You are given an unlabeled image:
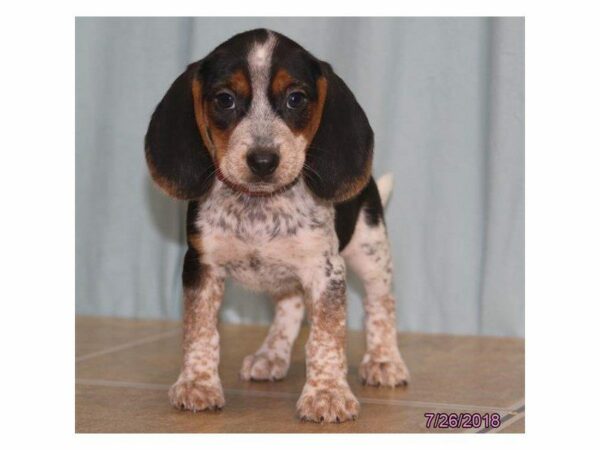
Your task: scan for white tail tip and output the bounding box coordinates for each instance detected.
[376,173,394,206]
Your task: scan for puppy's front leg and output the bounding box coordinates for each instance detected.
[169,249,225,412]
[297,254,359,423]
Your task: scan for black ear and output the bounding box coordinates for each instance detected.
[304,62,374,202]
[145,62,215,200]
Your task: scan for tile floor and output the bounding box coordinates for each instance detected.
[76,316,525,433]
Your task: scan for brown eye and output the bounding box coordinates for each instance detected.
[286,91,307,109]
[215,91,235,110]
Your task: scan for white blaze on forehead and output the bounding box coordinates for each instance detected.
[248,31,276,72]
[249,44,269,67]
[247,33,277,122]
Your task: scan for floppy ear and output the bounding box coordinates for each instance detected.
[145,62,215,200]
[303,62,374,202]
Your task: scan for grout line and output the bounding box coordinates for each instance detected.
[76,329,180,362]
[491,409,525,433]
[77,378,171,390]
[468,400,525,433]
[76,378,515,414]
[357,397,513,413]
[505,398,526,412]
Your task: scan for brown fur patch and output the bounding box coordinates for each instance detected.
[191,78,214,154]
[188,233,203,254]
[208,127,233,163]
[271,68,294,96]
[230,69,251,97]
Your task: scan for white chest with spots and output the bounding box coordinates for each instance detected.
[196,180,338,295]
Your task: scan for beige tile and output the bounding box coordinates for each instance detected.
[75,316,179,358]
[76,383,494,433]
[357,331,524,409]
[77,322,524,410]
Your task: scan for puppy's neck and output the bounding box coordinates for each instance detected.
[213,178,305,205]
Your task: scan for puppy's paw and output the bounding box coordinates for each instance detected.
[296,382,359,423]
[168,379,225,412]
[240,352,289,381]
[359,352,410,387]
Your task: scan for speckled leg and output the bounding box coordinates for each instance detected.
[169,255,226,412]
[240,293,305,381]
[343,213,410,387]
[296,255,359,423]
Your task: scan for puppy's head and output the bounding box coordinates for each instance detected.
[145,29,373,202]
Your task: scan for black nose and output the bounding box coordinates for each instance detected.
[246,150,280,177]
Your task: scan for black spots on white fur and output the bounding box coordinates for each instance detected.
[249,254,261,270]
[246,209,267,223]
[360,242,378,257]
[197,183,327,241]
[323,256,344,280]
[225,255,303,296]
[324,276,346,307]
[324,258,333,277]
[217,217,231,232]
[322,255,346,309]
[360,241,392,270]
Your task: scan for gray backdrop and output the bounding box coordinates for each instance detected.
[76,17,524,337]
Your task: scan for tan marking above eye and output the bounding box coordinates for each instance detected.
[229,69,251,97]
[271,68,294,96]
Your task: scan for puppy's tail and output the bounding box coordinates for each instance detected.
[376,173,394,207]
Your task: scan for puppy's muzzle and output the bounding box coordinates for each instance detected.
[246,149,280,178]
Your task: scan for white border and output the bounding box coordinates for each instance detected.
[3,0,600,448]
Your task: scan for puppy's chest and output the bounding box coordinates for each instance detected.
[195,183,336,290]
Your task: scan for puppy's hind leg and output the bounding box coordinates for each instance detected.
[240,293,304,381]
[342,210,410,387]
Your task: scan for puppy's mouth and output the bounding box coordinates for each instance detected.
[215,168,298,197]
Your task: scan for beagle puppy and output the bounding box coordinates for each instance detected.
[145,29,409,423]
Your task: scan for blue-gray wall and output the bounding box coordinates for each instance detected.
[76,17,524,336]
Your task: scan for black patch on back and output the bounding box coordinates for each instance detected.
[182,247,203,289]
[182,200,204,289]
[335,177,384,251]
[186,200,200,237]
